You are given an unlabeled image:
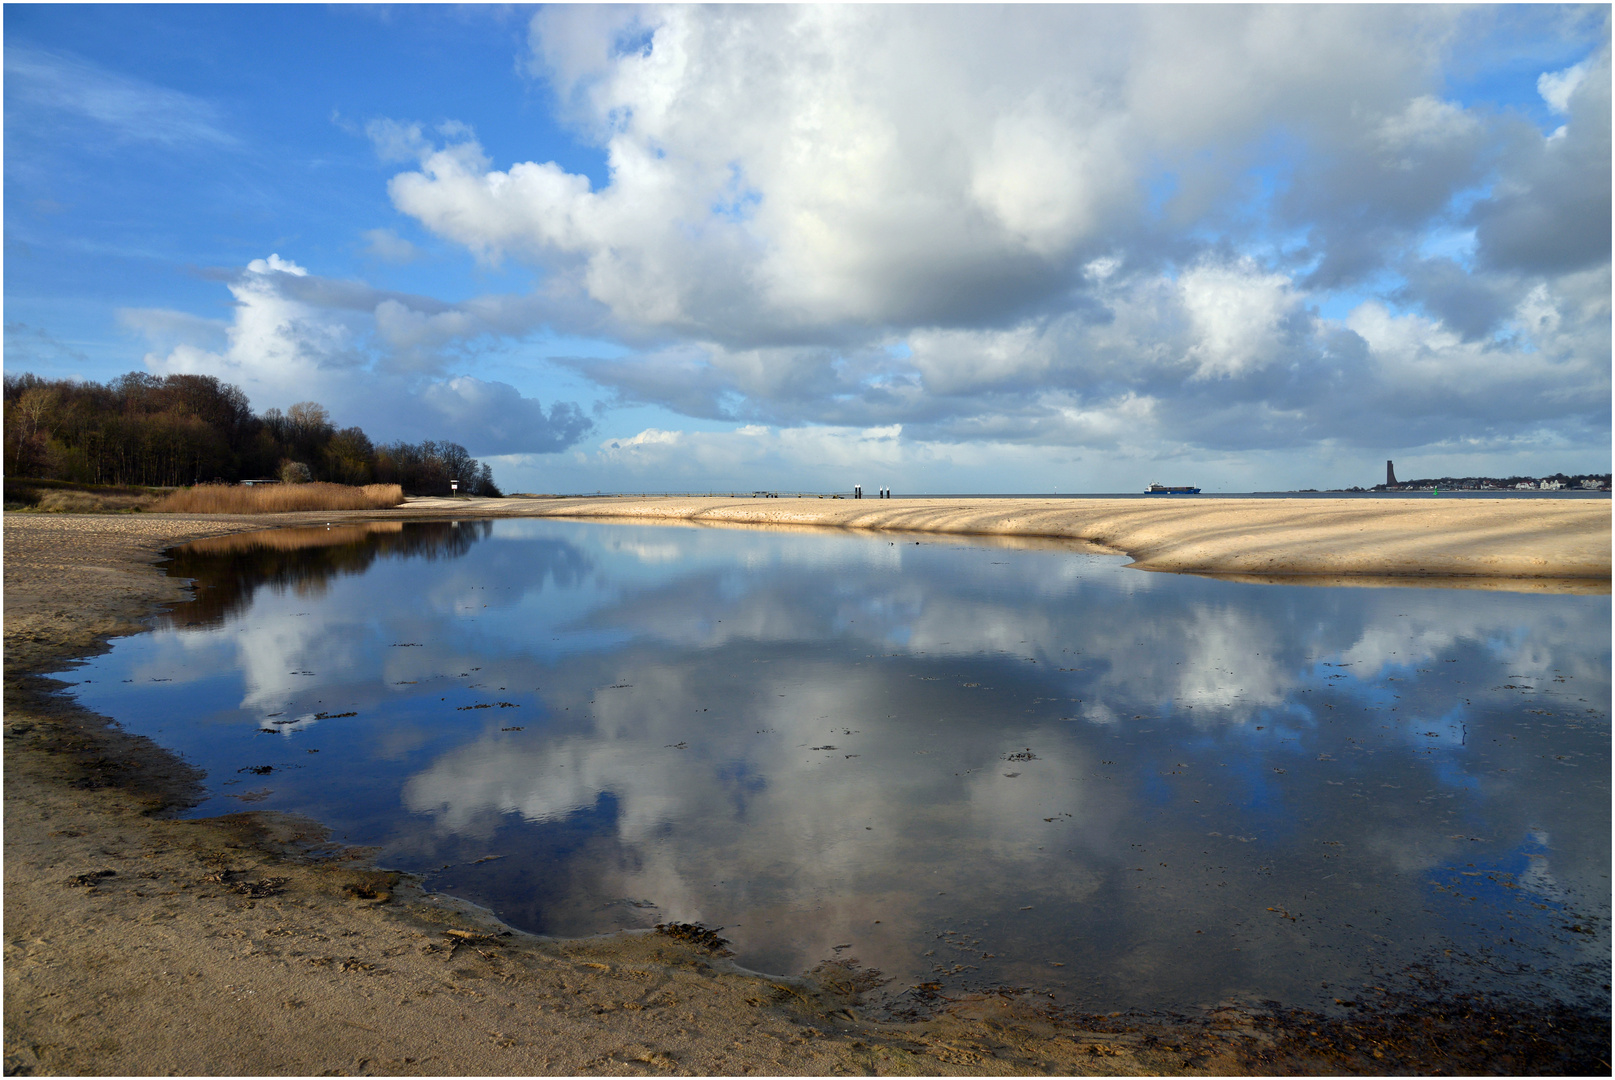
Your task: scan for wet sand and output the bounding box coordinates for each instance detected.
[4,506,1609,1075]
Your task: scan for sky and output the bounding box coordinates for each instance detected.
[4,4,1609,494]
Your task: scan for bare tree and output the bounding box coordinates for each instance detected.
[8,386,58,474]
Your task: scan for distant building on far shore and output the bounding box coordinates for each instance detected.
[1372,469,1609,493]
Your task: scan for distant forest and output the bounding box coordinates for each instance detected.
[3,371,502,496]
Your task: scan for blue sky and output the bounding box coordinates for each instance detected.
[5,5,1609,492]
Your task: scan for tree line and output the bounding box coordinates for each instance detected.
[4,371,502,496]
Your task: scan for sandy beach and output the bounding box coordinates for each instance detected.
[520,495,1611,583]
[4,499,1609,1075]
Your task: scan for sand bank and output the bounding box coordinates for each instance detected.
[485,495,1609,584]
[4,509,1608,1075]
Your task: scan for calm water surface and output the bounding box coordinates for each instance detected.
[71,519,1610,1013]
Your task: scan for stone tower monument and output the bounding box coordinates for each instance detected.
[1387,460,1397,486]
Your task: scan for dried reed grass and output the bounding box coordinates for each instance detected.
[33,490,157,513]
[150,482,405,514]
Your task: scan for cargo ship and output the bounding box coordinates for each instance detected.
[1145,482,1201,494]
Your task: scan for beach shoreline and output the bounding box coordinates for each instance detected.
[4,502,1609,1075]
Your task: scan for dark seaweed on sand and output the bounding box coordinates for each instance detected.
[654,921,733,955]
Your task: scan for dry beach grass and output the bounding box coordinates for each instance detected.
[3,500,1609,1075]
[30,489,157,514]
[150,482,404,514]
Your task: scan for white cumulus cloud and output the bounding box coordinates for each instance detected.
[135,255,593,456]
[361,4,1607,482]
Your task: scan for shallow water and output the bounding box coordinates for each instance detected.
[71,519,1610,1013]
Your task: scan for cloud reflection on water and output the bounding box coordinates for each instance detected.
[78,519,1609,1013]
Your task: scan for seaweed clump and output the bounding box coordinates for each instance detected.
[654,921,733,955]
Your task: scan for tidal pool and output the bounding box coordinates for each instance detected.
[71,518,1610,1014]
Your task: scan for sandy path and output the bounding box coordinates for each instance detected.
[3,507,1607,1075]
